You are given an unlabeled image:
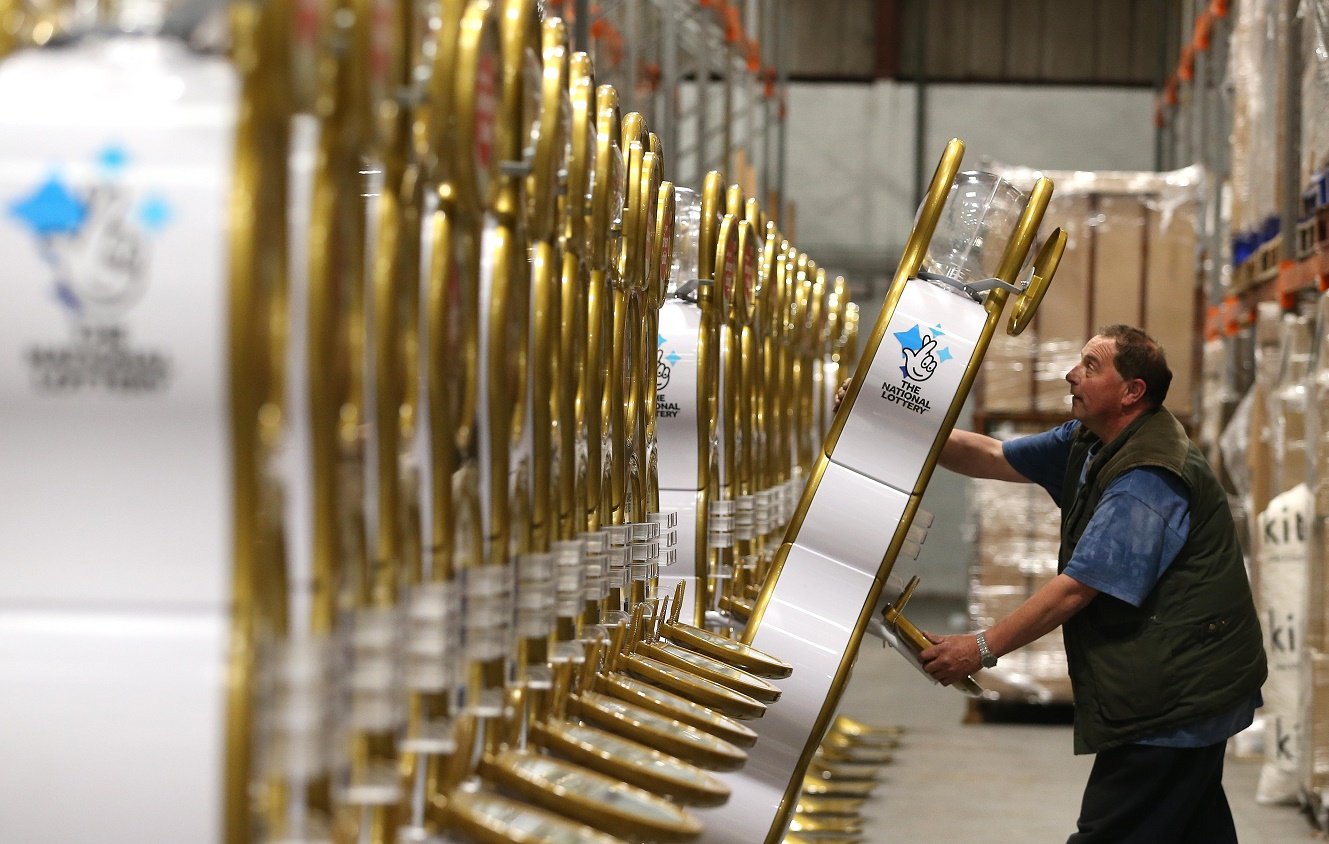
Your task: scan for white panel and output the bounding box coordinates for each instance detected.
[0,40,236,609]
[0,608,228,842]
[694,748,788,843]
[701,544,872,841]
[832,280,984,494]
[655,300,704,490]
[798,462,909,577]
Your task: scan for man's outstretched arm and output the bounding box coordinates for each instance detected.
[939,428,1030,483]
[918,574,1098,686]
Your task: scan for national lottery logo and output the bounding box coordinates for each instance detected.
[7,144,173,393]
[655,331,682,419]
[881,322,953,415]
[656,331,679,393]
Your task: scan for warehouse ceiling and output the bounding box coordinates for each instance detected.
[783,0,1181,87]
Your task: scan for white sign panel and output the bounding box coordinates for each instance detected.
[655,299,704,490]
[0,41,236,609]
[831,280,984,495]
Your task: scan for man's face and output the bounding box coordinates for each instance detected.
[1065,335,1129,433]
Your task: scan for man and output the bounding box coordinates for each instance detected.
[919,325,1266,843]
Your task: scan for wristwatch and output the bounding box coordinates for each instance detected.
[976,631,998,669]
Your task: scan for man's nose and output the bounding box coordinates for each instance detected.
[1065,367,1078,385]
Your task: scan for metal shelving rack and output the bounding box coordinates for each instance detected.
[558,0,788,216]
[1160,0,1327,324]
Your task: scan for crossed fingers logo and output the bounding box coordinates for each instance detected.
[894,324,952,383]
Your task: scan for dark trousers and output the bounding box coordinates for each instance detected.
[1067,742,1237,843]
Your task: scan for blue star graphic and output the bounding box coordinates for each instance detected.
[893,324,923,352]
[938,347,953,363]
[666,352,680,366]
[56,282,82,313]
[658,333,667,347]
[931,322,946,337]
[98,145,129,173]
[138,195,171,231]
[9,175,87,236]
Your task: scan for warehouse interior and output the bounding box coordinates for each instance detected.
[1,0,1327,840]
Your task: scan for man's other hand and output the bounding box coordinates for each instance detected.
[919,632,982,687]
[833,377,852,411]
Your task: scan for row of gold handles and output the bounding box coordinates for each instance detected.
[195,0,859,840]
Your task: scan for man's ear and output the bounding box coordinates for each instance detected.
[1121,378,1147,407]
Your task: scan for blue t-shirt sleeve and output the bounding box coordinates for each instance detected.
[1061,467,1191,607]
[1001,421,1079,501]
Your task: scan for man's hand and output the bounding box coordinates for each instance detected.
[902,334,939,381]
[832,377,852,411]
[919,632,982,687]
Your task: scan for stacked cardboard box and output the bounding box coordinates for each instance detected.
[981,166,1203,420]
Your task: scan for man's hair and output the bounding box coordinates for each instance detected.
[1098,324,1172,408]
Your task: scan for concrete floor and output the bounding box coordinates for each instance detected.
[833,597,1320,843]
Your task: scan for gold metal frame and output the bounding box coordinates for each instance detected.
[568,690,747,771]
[479,750,703,841]
[442,789,629,844]
[530,719,730,806]
[741,141,1061,843]
[222,3,267,837]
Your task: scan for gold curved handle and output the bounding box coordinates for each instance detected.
[588,85,621,269]
[1007,227,1067,337]
[528,17,569,241]
[648,180,675,310]
[453,0,501,216]
[565,53,596,254]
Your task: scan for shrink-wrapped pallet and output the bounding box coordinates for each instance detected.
[1302,0,1329,188]
[1257,313,1315,804]
[966,433,1072,705]
[1303,292,1329,814]
[1230,0,1283,247]
[1257,484,1313,805]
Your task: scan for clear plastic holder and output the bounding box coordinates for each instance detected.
[735,494,755,519]
[648,510,679,530]
[552,540,586,618]
[516,551,555,584]
[552,638,586,664]
[404,581,460,693]
[670,186,702,297]
[606,544,631,571]
[259,636,334,782]
[905,522,929,546]
[708,529,734,549]
[579,530,608,553]
[583,552,609,601]
[709,514,734,532]
[603,523,632,548]
[630,520,661,541]
[462,565,513,662]
[348,607,405,734]
[630,539,661,561]
[629,561,656,584]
